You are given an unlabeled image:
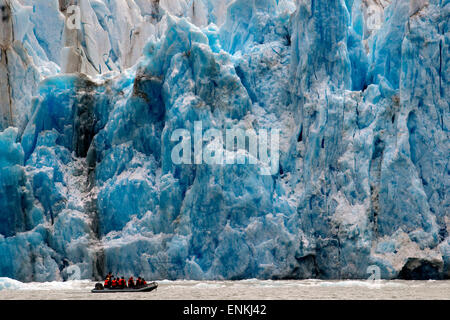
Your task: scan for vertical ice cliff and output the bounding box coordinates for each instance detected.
[0,0,226,131]
[0,0,448,281]
[287,0,447,279]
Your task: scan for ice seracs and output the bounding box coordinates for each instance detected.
[0,0,448,281]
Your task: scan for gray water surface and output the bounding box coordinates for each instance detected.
[0,279,449,300]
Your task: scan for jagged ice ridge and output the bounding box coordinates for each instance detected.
[0,0,449,281]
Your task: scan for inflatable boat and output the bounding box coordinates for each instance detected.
[91,282,158,293]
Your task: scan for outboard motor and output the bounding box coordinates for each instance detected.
[94,283,104,290]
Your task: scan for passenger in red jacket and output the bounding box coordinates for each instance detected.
[128,276,135,288]
[111,278,118,288]
[104,277,110,288]
[136,277,142,288]
[118,277,125,289]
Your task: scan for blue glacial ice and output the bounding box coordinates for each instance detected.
[0,0,449,281]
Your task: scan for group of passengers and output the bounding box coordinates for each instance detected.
[104,272,147,289]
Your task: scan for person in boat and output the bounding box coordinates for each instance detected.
[136,277,142,288]
[104,277,111,289]
[104,272,113,288]
[142,278,147,286]
[119,277,126,289]
[111,277,118,289]
[105,272,112,281]
[128,276,135,289]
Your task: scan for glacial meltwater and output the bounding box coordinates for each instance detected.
[0,279,449,300]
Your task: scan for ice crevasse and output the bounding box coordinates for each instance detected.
[0,0,449,281]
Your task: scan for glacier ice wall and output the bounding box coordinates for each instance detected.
[0,0,449,281]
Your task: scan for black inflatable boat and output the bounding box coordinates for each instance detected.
[91,282,158,293]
